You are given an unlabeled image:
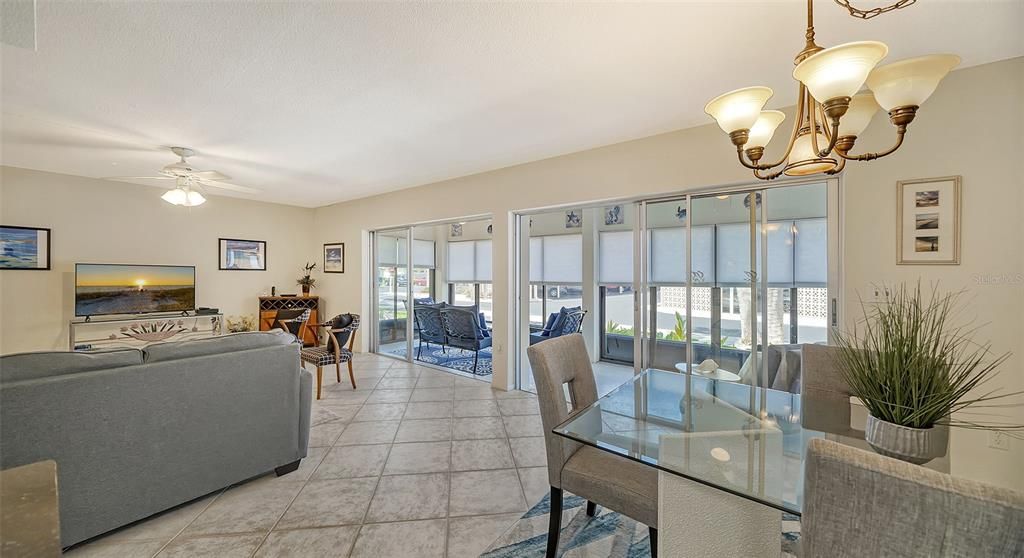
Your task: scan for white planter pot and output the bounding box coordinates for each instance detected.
[864,415,949,465]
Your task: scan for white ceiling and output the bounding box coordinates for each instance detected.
[2,1,1021,208]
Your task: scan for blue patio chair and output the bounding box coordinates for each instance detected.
[440,305,492,374]
[413,300,447,359]
[530,306,587,345]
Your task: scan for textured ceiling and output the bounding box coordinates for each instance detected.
[2,1,1021,207]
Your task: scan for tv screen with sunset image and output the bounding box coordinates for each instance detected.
[75,264,196,317]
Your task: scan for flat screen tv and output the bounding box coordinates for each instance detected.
[75,264,196,317]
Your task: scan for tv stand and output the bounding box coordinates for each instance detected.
[69,313,224,351]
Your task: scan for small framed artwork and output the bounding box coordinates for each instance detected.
[604,205,624,226]
[565,210,582,229]
[219,238,266,270]
[0,225,51,270]
[324,243,345,273]
[897,176,961,265]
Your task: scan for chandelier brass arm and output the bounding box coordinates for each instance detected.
[836,123,907,161]
[735,85,809,171]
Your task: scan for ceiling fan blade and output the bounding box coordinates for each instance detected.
[192,170,230,181]
[104,176,176,181]
[197,179,260,194]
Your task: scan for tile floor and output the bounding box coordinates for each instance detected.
[65,353,548,558]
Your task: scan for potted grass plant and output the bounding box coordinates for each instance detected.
[834,283,1019,464]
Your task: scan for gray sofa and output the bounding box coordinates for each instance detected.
[0,331,312,548]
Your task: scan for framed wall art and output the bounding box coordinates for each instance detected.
[219,238,267,270]
[323,243,345,273]
[0,225,51,270]
[896,176,961,265]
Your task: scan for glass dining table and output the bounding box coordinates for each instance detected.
[553,368,947,518]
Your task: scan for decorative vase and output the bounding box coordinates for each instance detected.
[864,415,949,465]
[301,285,310,296]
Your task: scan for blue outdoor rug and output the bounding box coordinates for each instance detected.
[482,492,800,557]
[387,344,493,377]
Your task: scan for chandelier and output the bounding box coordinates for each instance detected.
[704,0,959,180]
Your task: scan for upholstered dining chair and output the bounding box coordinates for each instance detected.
[274,308,311,343]
[527,334,658,558]
[799,343,866,439]
[300,313,359,399]
[804,438,1024,557]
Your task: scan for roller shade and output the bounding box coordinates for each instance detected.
[794,218,827,285]
[529,238,543,282]
[717,221,794,286]
[413,240,435,268]
[447,240,491,282]
[649,226,715,285]
[377,235,404,266]
[538,234,582,283]
[598,231,633,284]
[475,240,492,282]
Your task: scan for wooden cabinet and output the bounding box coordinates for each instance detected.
[259,296,320,346]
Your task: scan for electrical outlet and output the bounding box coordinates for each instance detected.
[989,431,1010,451]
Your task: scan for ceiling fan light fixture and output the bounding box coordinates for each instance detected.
[794,41,889,103]
[866,54,960,111]
[161,188,187,205]
[703,86,774,138]
[185,190,206,206]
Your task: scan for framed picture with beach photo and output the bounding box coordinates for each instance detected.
[323,243,345,273]
[897,176,961,265]
[0,225,51,270]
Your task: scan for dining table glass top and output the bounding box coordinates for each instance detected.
[552,368,948,516]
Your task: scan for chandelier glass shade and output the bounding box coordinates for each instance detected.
[704,0,959,180]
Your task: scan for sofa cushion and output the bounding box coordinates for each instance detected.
[143,331,296,363]
[0,348,144,383]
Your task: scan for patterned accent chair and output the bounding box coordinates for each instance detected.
[529,306,587,345]
[439,305,491,374]
[274,308,311,342]
[300,313,359,399]
[413,300,447,359]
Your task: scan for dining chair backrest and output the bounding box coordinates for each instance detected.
[800,343,861,437]
[526,334,598,489]
[328,313,359,350]
[804,438,1024,557]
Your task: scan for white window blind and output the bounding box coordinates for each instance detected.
[447,240,491,282]
[539,234,582,283]
[529,238,543,282]
[598,231,633,284]
[717,221,795,286]
[377,236,403,266]
[794,218,827,285]
[413,240,435,268]
[446,241,476,281]
[649,226,715,284]
[475,240,492,282]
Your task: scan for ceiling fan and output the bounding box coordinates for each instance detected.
[106,146,259,206]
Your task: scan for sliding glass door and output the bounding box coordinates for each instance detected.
[373,228,412,359]
[514,179,838,393]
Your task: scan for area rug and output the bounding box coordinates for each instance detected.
[387,345,493,377]
[481,492,800,557]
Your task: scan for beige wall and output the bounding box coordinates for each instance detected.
[311,57,1024,489]
[0,167,316,354]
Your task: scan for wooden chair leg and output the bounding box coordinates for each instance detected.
[648,526,658,557]
[335,362,341,383]
[586,501,597,517]
[347,360,357,389]
[547,486,562,558]
[315,366,323,400]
